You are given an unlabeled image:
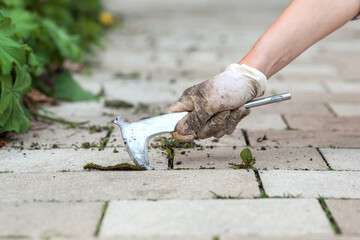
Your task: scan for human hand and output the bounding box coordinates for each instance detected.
[169,64,267,142]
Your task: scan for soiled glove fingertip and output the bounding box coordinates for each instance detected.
[171,132,194,143]
[168,102,184,113]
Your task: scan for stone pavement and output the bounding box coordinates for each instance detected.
[1,0,360,239]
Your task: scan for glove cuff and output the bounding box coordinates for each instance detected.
[225,63,267,97]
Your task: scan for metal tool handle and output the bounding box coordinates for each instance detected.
[244,93,291,109]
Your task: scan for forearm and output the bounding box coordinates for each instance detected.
[239,0,360,78]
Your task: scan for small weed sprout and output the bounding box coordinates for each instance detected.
[230,148,256,171]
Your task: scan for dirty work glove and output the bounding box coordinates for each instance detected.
[169,63,267,142]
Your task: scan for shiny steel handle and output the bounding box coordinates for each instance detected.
[244,93,291,108]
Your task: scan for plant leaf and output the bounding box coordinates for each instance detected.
[54,71,97,101]
[0,16,26,74]
[42,19,81,62]
[240,148,253,163]
[4,8,38,39]
[0,65,31,133]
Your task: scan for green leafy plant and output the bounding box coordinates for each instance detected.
[0,0,113,134]
[230,148,256,170]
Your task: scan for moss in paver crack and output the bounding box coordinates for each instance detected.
[210,190,242,199]
[81,142,98,149]
[253,169,269,198]
[0,235,28,239]
[99,137,109,151]
[151,136,199,149]
[0,170,13,173]
[230,148,256,171]
[95,201,109,236]
[104,99,134,108]
[83,162,146,171]
[318,196,341,234]
[166,147,175,169]
[316,148,335,171]
[113,72,141,80]
[88,125,114,134]
[281,114,296,131]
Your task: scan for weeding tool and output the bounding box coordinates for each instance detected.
[114,92,291,170]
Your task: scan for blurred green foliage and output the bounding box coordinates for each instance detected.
[0,0,111,134]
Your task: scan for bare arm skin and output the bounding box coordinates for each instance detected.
[239,0,360,78]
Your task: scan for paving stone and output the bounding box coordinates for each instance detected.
[0,170,259,202]
[267,79,327,94]
[0,147,168,172]
[173,147,327,171]
[5,122,105,149]
[280,92,360,104]
[99,199,333,238]
[279,64,337,77]
[240,114,287,130]
[326,199,360,236]
[319,148,360,171]
[284,115,360,131]
[43,101,116,125]
[247,130,360,148]
[329,103,360,117]
[0,202,103,238]
[325,81,360,94]
[321,41,360,52]
[253,147,327,170]
[172,146,244,170]
[194,128,247,147]
[104,79,190,104]
[250,101,332,117]
[260,170,360,198]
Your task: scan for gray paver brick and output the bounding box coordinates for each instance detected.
[174,147,327,171]
[253,147,327,170]
[278,64,337,77]
[100,199,333,238]
[0,147,167,172]
[329,103,360,117]
[0,202,103,238]
[0,170,259,202]
[320,148,360,171]
[6,122,105,149]
[247,130,360,148]
[260,170,360,198]
[284,115,360,131]
[44,101,115,125]
[325,81,360,94]
[326,199,360,236]
[267,79,327,93]
[240,114,287,130]
[250,101,333,117]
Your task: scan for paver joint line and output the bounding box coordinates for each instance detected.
[316,148,334,171]
[241,129,251,146]
[318,197,342,235]
[253,169,269,198]
[94,201,109,237]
